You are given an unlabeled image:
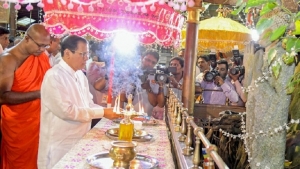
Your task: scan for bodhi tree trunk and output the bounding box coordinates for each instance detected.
[244,41,294,169]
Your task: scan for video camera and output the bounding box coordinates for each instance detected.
[204,70,220,82]
[140,65,177,84]
[229,65,245,75]
[229,47,245,75]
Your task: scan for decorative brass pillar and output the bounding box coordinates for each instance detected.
[182,0,202,115]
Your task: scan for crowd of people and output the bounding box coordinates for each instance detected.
[181,48,247,106]
[0,24,121,169]
[0,23,246,169]
[0,23,185,169]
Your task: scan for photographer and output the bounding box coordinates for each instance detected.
[200,59,239,105]
[195,55,211,101]
[168,57,184,97]
[195,55,211,83]
[121,49,165,119]
[228,54,247,106]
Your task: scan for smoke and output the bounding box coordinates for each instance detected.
[93,39,144,98]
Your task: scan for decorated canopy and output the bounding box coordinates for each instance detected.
[41,0,184,47]
[181,17,251,52]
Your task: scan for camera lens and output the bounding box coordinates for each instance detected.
[204,72,214,82]
[155,74,168,83]
[229,67,239,75]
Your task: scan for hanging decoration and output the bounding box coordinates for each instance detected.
[1,0,192,12]
[42,0,184,47]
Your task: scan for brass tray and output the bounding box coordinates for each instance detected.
[105,128,153,142]
[86,152,159,169]
[112,117,158,126]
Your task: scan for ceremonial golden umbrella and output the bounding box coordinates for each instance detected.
[181,13,251,53]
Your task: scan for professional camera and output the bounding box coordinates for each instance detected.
[209,53,217,69]
[229,65,245,75]
[139,65,177,84]
[232,49,243,66]
[230,48,245,76]
[204,70,220,82]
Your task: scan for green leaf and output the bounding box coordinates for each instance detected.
[268,48,277,65]
[256,18,273,34]
[236,0,243,7]
[246,0,276,8]
[232,3,246,15]
[286,37,298,52]
[260,2,277,16]
[295,12,300,21]
[270,25,287,42]
[263,29,272,39]
[295,39,300,52]
[286,84,295,94]
[272,62,281,79]
[282,54,295,65]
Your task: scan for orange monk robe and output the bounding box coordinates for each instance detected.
[1,52,50,169]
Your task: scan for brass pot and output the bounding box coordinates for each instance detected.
[109,141,137,169]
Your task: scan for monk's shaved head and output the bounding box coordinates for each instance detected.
[26,24,50,38]
[22,23,51,56]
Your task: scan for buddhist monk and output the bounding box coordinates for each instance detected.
[0,24,51,169]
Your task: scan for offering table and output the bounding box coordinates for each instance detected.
[53,118,175,169]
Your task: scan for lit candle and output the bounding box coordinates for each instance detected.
[113,96,117,113]
[138,102,142,114]
[117,93,121,113]
[141,106,145,115]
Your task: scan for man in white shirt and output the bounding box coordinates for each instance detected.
[0,27,10,54]
[38,35,119,169]
[195,55,211,83]
[45,35,61,67]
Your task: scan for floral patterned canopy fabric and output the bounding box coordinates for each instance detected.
[42,0,184,47]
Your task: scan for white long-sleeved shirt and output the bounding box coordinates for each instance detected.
[45,50,62,67]
[38,60,105,169]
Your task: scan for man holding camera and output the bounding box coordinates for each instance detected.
[168,57,184,97]
[127,49,165,119]
[228,54,247,106]
[200,59,239,105]
[195,55,211,83]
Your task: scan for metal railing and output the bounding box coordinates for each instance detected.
[168,89,229,169]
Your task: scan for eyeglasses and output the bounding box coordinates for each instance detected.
[70,50,90,58]
[27,34,50,49]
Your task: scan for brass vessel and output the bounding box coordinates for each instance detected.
[109,141,137,168]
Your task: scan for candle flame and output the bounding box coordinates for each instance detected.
[113,94,121,114]
[117,94,121,113]
[113,97,117,113]
[141,106,145,115]
[138,102,141,114]
[138,102,145,115]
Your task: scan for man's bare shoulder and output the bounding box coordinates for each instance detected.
[0,51,18,70]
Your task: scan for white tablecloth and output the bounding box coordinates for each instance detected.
[53,118,175,169]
